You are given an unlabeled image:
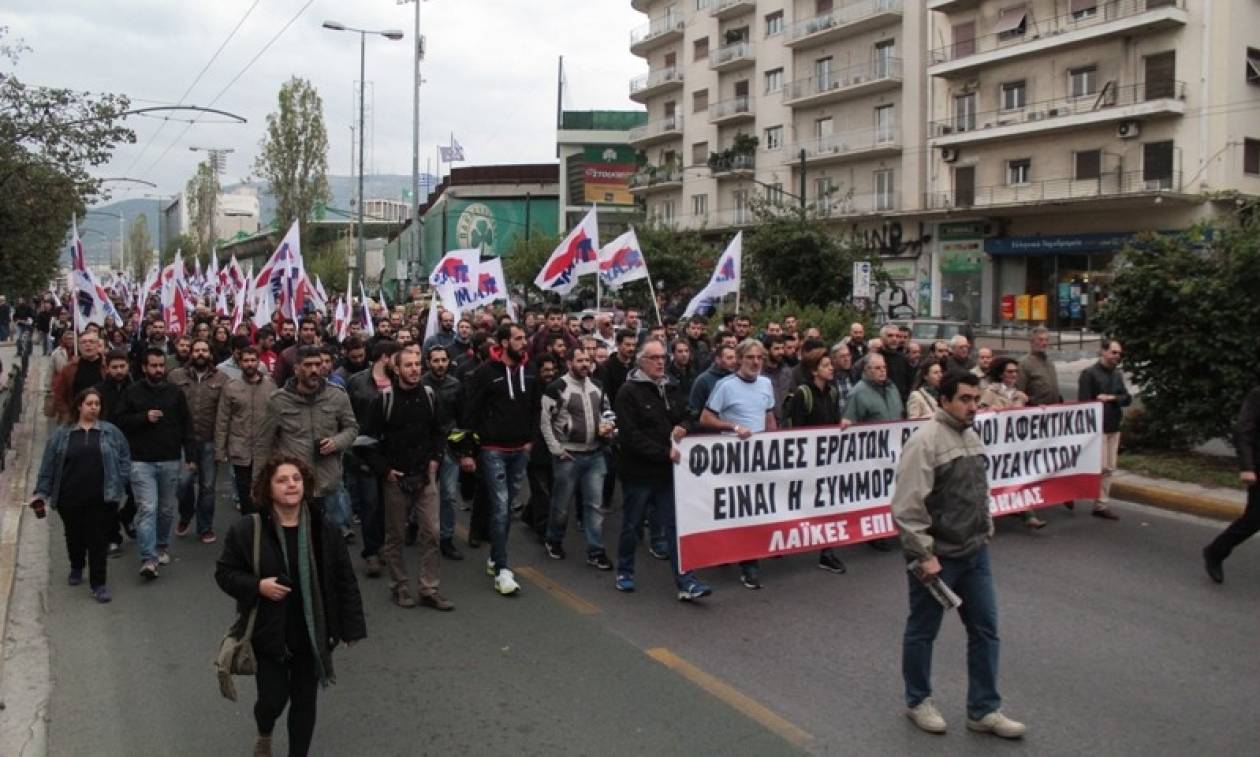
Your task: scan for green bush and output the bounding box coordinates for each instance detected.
[746,302,867,345]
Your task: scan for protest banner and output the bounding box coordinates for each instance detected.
[673,402,1103,572]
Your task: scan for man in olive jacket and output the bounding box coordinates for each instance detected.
[254,346,358,511]
[842,353,905,426]
[170,338,230,541]
[215,346,276,513]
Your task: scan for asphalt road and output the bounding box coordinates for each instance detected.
[42,470,1260,756]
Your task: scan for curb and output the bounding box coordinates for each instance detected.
[0,358,44,689]
[1110,480,1244,522]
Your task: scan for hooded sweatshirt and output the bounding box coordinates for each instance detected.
[689,362,732,415]
[462,344,536,450]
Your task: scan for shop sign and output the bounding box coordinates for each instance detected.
[939,239,984,273]
[852,261,873,300]
[985,231,1146,255]
[938,221,987,241]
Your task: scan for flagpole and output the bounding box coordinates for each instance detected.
[645,276,663,327]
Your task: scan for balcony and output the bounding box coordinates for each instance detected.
[785,0,904,49]
[630,12,685,57]
[629,67,684,102]
[926,0,980,11]
[928,0,1188,79]
[783,58,903,108]
[930,81,1186,147]
[924,169,1184,211]
[709,96,755,125]
[815,191,899,217]
[711,208,758,228]
[628,114,684,147]
[710,41,755,73]
[710,153,756,180]
[789,125,902,167]
[711,0,757,20]
[629,163,685,193]
[631,0,651,12]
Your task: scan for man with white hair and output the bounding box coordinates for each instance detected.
[946,334,974,374]
[972,347,994,386]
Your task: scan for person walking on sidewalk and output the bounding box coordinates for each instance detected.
[170,338,229,543]
[1203,386,1260,583]
[215,346,276,514]
[891,371,1026,739]
[361,347,453,611]
[116,348,196,580]
[215,457,366,757]
[31,388,131,603]
[1077,340,1130,521]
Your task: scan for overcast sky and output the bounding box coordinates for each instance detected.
[8,0,644,202]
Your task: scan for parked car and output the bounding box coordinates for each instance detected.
[898,318,975,344]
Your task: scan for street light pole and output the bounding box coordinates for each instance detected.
[410,0,422,292]
[357,30,367,291]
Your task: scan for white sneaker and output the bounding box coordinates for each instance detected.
[157,550,171,566]
[906,699,947,734]
[493,568,521,596]
[967,711,1026,739]
[485,557,496,577]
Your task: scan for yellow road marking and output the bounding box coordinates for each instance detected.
[646,647,814,751]
[514,566,600,616]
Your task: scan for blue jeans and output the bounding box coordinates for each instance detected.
[324,484,351,530]
[345,466,382,559]
[132,460,181,563]
[177,440,217,535]
[617,481,698,589]
[438,453,460,541]
[902,546,1001,720]
[480,448,528,572]
[547,452,606,555]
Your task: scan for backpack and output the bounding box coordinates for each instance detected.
[782,384,813,423]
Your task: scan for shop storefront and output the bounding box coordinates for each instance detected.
[985,232,1143,330]
[936,221,987,323]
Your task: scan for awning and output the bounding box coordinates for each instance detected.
[992,6,1028,35]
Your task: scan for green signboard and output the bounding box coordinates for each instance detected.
[421,196,559,272]
[938,221,986,241]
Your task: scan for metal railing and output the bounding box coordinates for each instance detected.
[630,12,685,48]
[816,190,898,216]
[0,331,33,472]
[932,80,1186,137]
[929,0,1186,65]
[786,0,904,45]
[783,57,903,103]
[629,163,684,189]
[924,169,1183,210]
[709,95,753,120]
[711,0,757,18]
[710,153,756,174]
[710,41,753,69]
[791,124,900,162]
[628,114,684,143]
[629,67,683,97]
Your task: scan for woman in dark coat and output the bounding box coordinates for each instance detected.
[215,456,366,757]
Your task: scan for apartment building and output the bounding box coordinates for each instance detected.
[628,0,933,311]
[628,0,1260,327]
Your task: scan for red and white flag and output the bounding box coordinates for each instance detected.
[255,220,306,323]
[69,219,122,330]
[598,228,650,291]
[534,206,599,295]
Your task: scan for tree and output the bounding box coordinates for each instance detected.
[1099,207,1260,449]
[162,233,196,267]
[503,232,562,302]
[743,201,870,309]
[127,213,153,279]
[254,77,330,238]
[304,242,349,299]
[0,26,134,293]
[185,160,219,264]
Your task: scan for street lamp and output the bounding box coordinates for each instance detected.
[323,20,405,290]
[398,0,430,293]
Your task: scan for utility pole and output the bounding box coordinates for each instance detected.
[399,0,425,292]
[799,148,807,213]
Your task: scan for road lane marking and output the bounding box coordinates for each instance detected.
[645,647,814,751]
[514,566,600,616]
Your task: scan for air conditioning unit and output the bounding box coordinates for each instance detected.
[1027,111,1043,121]
[1117,121,1141,139]
[941,147,960,163]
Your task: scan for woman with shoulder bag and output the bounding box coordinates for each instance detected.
[906,359,945,420]
[215,456,366,757]
[31,387,131,603]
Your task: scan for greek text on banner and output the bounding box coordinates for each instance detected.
[673,403,1103,573]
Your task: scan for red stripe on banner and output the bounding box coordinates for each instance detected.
[678,473,1102,573]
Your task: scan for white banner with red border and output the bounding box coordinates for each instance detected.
[674,402,1104,573]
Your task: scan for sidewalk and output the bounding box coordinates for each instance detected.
[1110,469,1247,522]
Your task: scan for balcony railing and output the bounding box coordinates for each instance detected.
[710,153,756,176]
[629,164,685,190]
[931,80,1186,138]
[924,169,1183,210]
[786,0,904,46]
[783,57,903,104]
[816,191,899,216]
[711,208,758,227]
[711,0,757,19]
[629,67,684,99]
[929,0,1186,65]
[792,124,900,162]
[710,41,754,70]
[709,95,754,122]
[630,12,685,50]
[628,114,684,144]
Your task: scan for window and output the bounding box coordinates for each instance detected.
[815,56,834,90]
[734,190,751,224]
[1142,141,1174,185]
[659,199,676,225]
[692,141,709,165]
[694,37,709,61]
[875,105,895,143]
[1075,149,1102,180]
[767,182,785,205]
[695,0,709,9]
[994,5,1028,40]
[1247,48,1260,84]
[874,40,895,78]
[875,169,895,211]
[692,193,708,217]
[1070,66,1097,98]
[954,93,976,132]
[1007,158,1031,185]
[815,117,834,139]
[764,125,783,150]
[764,68,784,94]
[765,11,784,37]
[1070,0,1097,20]
[814,178,834,215]
[1245,139,1260,175]
[693,89,709,113]
[1001,80,1026,111]
[817,0,834,13]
